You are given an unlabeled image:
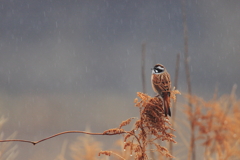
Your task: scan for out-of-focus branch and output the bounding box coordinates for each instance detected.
[172,53,180,122]
[169,53,180,157]
[181,0,195,159]
[141,43,146,94]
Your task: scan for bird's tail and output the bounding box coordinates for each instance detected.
[163,93,171,117]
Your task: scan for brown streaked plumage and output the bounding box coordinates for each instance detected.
[151,64,171,117]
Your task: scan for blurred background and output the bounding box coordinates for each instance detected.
[0,0,239,159]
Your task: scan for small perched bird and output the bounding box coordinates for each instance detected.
[151,64,171,117]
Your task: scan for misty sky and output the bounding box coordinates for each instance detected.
[0,0,240,96]
[1,0,240,159]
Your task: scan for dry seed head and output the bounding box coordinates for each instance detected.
[102,128,124,135]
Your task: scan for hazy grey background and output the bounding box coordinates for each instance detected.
[0,0,239,159]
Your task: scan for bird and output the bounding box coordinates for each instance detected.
[151,64,171,117]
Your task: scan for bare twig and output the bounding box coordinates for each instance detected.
[169,52,180,157]
[0,130,127,145]
[172,53,180,123]
[181,0,195,159]
[141,43,146,94]
[0,129,145,156]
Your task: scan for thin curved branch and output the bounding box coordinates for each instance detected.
[0,130,126,145]
[0,129,144,155]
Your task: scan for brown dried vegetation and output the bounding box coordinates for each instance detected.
[70,134,102,160]
[99,89,180,160]
[185,85,240,160]
[0,116,18,160]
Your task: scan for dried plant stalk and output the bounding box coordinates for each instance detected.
[185,85,240,160]
[113,89,180,160]
[141,43,146,94]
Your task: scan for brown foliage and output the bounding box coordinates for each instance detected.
[70,134,102,160]
[119,117,136,129]
[185,86,240,160]
[99,89,180,160]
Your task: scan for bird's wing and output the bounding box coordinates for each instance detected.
[153,72,171,92]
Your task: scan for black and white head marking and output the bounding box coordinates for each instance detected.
[152,65,165,74]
